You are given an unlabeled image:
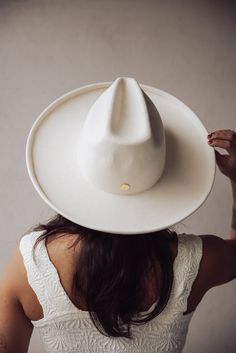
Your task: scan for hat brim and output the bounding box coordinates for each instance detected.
[26,81,215,234]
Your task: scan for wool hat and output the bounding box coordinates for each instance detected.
[26,77,215,234]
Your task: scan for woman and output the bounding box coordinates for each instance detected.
[0,131,235,352]
[0,78,236,352]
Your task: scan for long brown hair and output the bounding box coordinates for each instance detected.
[25,213,177,339]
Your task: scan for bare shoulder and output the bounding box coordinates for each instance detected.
[0,246,33,352]
[198,234,236,289]
[0,245,29,302]
[177,234,236,314]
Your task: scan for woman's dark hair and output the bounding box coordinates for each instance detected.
[24,213,177,339]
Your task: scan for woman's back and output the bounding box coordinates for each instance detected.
[2,126,236,352]
[18,230,204,353]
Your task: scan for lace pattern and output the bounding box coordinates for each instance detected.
[19,231,202,353]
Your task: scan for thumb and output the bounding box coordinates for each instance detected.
[214,150,225,166]
[214,149,230,172]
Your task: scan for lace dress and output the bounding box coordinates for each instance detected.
[19,231,202,353]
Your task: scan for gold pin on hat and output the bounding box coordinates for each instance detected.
[120,183,130,191]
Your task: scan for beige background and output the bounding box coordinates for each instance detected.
[0,0,236,352]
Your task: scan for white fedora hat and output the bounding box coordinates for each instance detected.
[26,77,215,234]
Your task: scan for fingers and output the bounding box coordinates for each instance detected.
[208,129,236,152]
[208,139,233,150]
[208,129,236,142]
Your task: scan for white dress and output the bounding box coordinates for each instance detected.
[19,231,202,353]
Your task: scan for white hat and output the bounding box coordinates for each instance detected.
[26,77,215,234]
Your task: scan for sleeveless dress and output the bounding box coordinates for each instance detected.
[19,231,203,353]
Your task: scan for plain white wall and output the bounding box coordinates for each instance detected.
[0,0,235,352]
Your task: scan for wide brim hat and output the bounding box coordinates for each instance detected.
[26,77,215,234]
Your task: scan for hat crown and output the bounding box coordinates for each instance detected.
[77,77,166,195]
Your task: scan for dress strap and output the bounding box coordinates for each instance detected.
[19,231,78,319]
[173,233,203,314]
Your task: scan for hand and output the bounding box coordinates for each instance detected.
[207,129,236,183]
